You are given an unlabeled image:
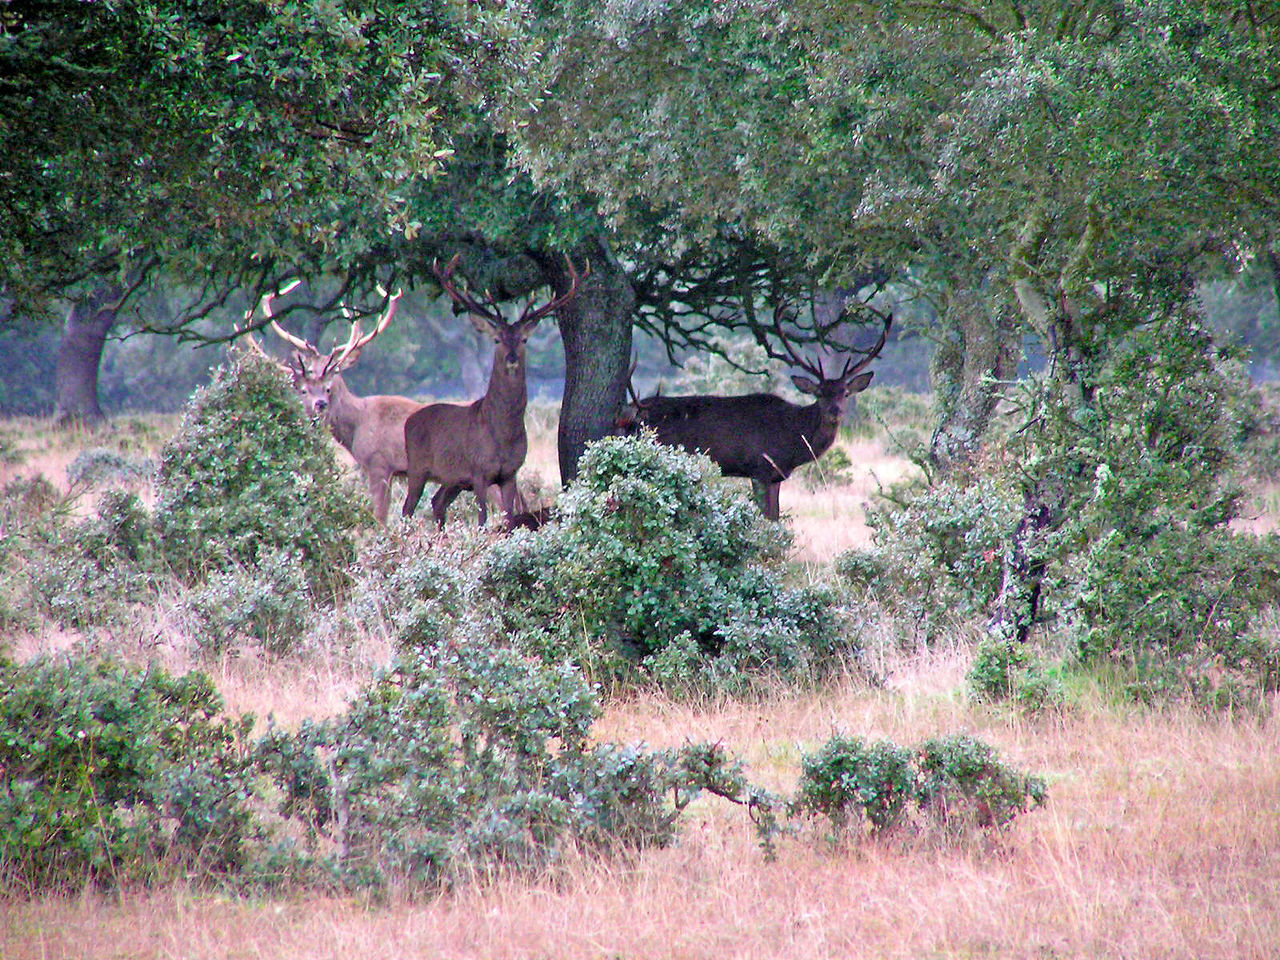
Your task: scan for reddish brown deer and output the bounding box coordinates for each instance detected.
[402,255,586,528]
[242,282,421,524]
[622,317,891,520]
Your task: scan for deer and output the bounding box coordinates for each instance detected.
[621,314,891,521]
[402,254,587,528]
[240,281,421,524]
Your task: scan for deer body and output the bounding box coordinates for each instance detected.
[626,318,890,520]
[402,254,585,528]
[401,358,531,528]
[242,283,412,524]
[300,373,423,524]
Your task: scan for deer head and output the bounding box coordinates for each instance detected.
[433,254,588,377]
[241,281,401,418]
[770,302,892,426]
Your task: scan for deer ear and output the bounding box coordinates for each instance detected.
[845,371,875,393]
[791,375,820,395]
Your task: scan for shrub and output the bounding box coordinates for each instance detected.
[155,351,369,597]
[793,732,1046,840]
[915,735,1047,831]
[482,433,844,693]
[837,474,1019,640]
[66,448,155,488]
[28,490,162,629]
[259,639,753,890]
[182,549,314,656]
[966,637,1064,713]
[0,656,258,891]
[795,735,916,836]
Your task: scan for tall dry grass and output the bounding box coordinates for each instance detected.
[4,408,1280,959]
[4,651,1278,960]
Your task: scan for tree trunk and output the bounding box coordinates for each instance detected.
[54,284,122,426]
[551,237,635,483]
[929,282,1021,475]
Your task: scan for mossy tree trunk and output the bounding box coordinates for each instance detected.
[550,237,635,484]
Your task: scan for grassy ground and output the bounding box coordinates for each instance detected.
[3,406,1279,959]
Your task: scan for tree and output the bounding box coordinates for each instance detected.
[516,0,1280,637]
[1,0,540,417]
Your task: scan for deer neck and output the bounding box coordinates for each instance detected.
[800,398,840,456]
[479,352,529,441]
[321,376,364,453]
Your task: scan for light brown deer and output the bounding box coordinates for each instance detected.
[620,315,891,520]
[402,255,586,528]
[242,282,420,523]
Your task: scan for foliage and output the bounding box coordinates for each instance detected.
[794,733,1045,840]
[914,735,1049,832]
[155,351,369,597]
[482,433,844,693]
[66,449,156,489]
[966,638,1064,715]
[256,640,753,891]
[28,490,163,630]
[836,473,1019,641]
[1,0,543,311]
[0,656,258,892]
[181,550,314,657]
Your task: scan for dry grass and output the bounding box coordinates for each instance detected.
[4,410,1280,959]
[4,653,1279,960]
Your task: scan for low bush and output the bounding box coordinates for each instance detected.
[483,433,845,693]
[28,490,163,629]
[793,732,1046,841]
[0,656,258,891]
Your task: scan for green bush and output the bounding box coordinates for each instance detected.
[182,549,314,656]
[795,735,916,835]
[482,433,844,693]
[837,474,1019,639]
[0,656,257,891]
[259,640,753,890]
[915,735,1047,831]
[966,637,1064,713]
[155,351,369,597]
[793,732,1046,840]
[28,490,162,629]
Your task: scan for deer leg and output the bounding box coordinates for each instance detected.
[403,470,429,518]
[496,477,520,525]
[368,471,391,525]
[472,475,490,528]
[751,478,782,521]
[431,483,465,529]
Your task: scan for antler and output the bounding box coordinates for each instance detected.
[434,254,590,328]
[237,279,305,368]
[434,254,506,325]
[326,284,403,374]
[763,296,892,384]
[517,255,589,326]
[838,313,892,380]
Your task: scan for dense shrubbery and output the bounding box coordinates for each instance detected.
[840,309,1280,707]
[0,656,258,891]
[484,433,845,693]
[155,351,370,598]
[837,473,1019,640]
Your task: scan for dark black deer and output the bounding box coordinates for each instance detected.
[623,316,891,520]
[402,255,586,528]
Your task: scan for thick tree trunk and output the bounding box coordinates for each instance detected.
[54,284,122,426]
[551,238,635,483]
